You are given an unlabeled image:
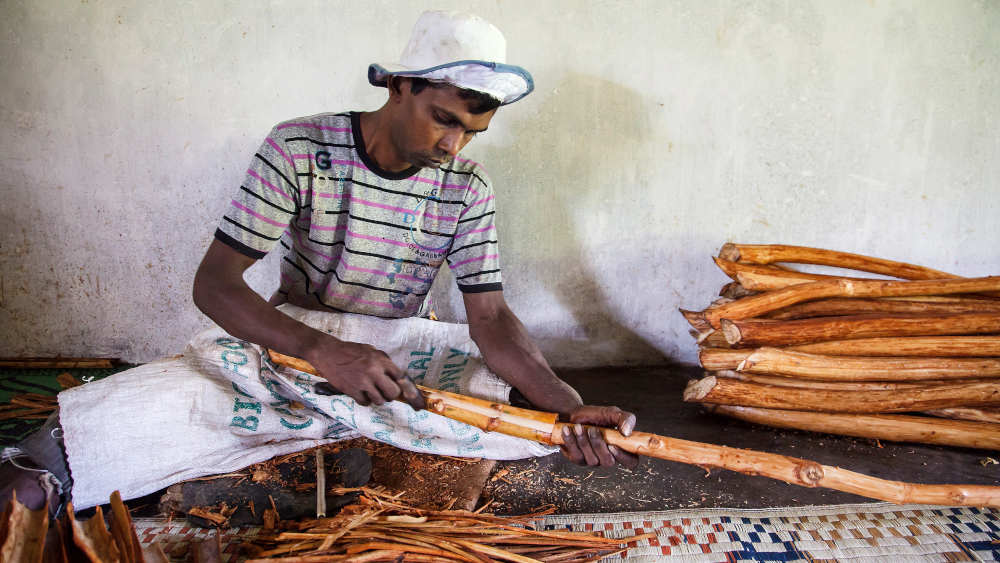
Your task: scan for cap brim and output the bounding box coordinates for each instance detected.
[368,61,534,105]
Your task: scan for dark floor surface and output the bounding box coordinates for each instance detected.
[5,364,1000,517]
[483,365,1000,514]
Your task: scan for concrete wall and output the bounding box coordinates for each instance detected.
[1,1,998,367]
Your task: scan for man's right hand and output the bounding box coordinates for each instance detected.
[305,338,425,410]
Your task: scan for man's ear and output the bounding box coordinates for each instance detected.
[387,76,407,98]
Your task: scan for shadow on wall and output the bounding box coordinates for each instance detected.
[490,72,684,368]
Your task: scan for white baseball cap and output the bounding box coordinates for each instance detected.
[368,10,534,105]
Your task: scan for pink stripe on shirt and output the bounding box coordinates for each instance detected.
[346,229,411,249]
[247,169,295,202]
[276,122,352,132]
[459,194,493,217]
[454,225,495,240]
[231,200,287,228]
[325,290,393,309]
[333,194,457,222]
[450,254,498,268]
[289,227,339,261]
[340,263,429,284]
[266,138,295,168]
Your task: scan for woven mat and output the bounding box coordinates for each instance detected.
[133,502,1000,561]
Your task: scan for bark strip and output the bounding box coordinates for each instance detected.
[738,347,1000,381]
[718,243,957,280]
[705,404,1000,450]
[705,277,1000,328]
[683,375,1000,413]
[923,407,1000,425]
[766,298,1000,320]
[722,313,1000,347]
[788,336,1000,357]
[712,370,934,391]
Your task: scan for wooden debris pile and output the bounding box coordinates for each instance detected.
[0,490,169,562]
[244,486,645,562]
[681,243,1000,451]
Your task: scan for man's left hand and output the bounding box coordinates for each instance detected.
[559,406,640,469]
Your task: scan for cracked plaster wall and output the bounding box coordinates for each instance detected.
[1,1,998,366]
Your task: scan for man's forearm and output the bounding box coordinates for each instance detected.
[469,307,582,416]
[192,264,332,365]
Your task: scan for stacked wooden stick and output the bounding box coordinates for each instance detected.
[681,243,1000,451]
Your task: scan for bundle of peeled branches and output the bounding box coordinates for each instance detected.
[244,486,645,562]
[680,243,1000,451]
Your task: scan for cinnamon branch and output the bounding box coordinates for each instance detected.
[718,243,957,280]
[684,375,1000,414]
[722,313,1000,347]
[705,277,1000,329]
[270,351,1000,507]
[705,404,1000,451]
[738,347,1000,381]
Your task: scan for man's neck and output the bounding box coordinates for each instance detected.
[358,108,411,173]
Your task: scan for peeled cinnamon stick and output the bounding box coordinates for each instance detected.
[789,336,1000,357]
[705,277,1000,329]
[700,348,753,371]
[684,375,1000,413]
[713,257,841,284]
[712,370,935,391]
[705,404,1000,451]
[924,407,1000,425]
[718,243,956,280]
[765,298,1000,320]
[722,312,1000,347]
[269,350,1000,507]
[738,347,1000,381]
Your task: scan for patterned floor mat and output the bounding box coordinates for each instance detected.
[132,502,1000,561]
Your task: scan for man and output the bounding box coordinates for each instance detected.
[1,12,637,516]
[192,10,638,468]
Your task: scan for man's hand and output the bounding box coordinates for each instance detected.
[559,406,640,469]
[306,338,424,410]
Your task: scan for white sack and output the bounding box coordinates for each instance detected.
[60,305,556,509]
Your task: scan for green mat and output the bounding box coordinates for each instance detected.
[0,366,133,446]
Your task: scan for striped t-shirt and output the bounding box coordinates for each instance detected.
[215,111,502,318]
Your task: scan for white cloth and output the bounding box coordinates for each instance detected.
[59,305,556,509]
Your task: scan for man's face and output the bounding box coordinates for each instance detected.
[389,81,497,169]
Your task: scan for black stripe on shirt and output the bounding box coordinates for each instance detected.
[215,228,266,259]
[289,248,430,296]
[457,210,495,224]
[349,213,453,238]
[457,282,503,293]
[254,153,300,197]
[448,239,497,257]
[351,177,465,205]
[240,186,296,215]
[282,256,312,293]
[223,215,282,241]
[343,245,438,267]
[283,227,439,267]
[439,166,487,189]
[310,291,352,313]
[284,136,355,149]
[455,268,501,281]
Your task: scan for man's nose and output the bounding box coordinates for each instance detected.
[437,131,462,157]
